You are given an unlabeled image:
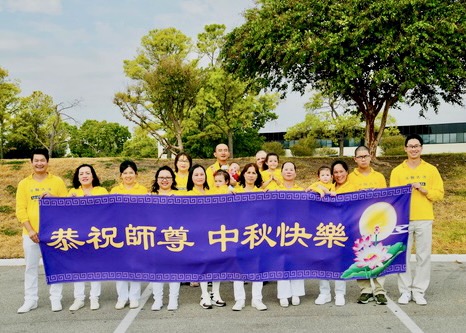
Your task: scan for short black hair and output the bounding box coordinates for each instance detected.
[119,160,138,174]
[31,148,49,162]
[405,134,423,146]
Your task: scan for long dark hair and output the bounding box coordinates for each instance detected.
[152,166,178,194]
[186,164,209,191]
[239,163,263,188]
[174,152,192,173]
[72,164,101,189]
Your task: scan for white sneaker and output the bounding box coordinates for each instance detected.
[167,299,178,311]
[413,293,427,305]
[335,294,345,306]
[200,297,212,309]
[232,300,245,311]
[279,298,289,307]
[90,298,100,310]
[51,299,62,312]
[115,300,127,310]
[129,300,139,309]
[151,299,163,311]
[69,299,85,311]
[17,300,38,314]
[398,292,412,305]
[251,299,267,311]
[291,296,300,306]
[315,294,331,305]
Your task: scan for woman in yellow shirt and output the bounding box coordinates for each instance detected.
[233,163,267,311]
[174,152,192,192]
[315,160,357,307]
[150,166,180,311]
[110,160,148,310]
[68,164,108,312]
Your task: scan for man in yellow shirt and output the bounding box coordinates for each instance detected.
[16,149,68,313]
[348,146,387,305]
[390,134,444,306]
[206,143,233,188]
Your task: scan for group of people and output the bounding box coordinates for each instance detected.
[15,134,444,314]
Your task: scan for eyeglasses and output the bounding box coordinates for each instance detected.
[406,144,422,149]
[158,177,173,181]
[355,155,370,160]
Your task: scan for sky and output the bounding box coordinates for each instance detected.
[1,0,464,135]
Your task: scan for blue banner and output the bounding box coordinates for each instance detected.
[39,186,411,284]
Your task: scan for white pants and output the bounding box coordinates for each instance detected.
[233,281,263,301]
[356,277,386,295]
[277,280,305,299]
[116,281,141,302]
[200,281,222,300]
[398,220,433,296]
[318,280,346,295]
[23,236,62,302]
[73,282,101,301]
[152,282,180,302]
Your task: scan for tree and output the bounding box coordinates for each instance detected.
[0,67,21,159]
[286,92,363,156]
[114,28,203,154]
[68,120,130,157]
[122,127,158,158]
[7,91,76,158]
[222,0,466,156]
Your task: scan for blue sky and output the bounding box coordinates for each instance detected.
[1,0,464,134]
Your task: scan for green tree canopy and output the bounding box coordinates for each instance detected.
[223,0,466,156]
[0,67,21,159]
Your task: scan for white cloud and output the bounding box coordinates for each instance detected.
[2,0,62,15]
[0,30,41,50]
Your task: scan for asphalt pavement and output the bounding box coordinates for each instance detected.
[1,255,465,333]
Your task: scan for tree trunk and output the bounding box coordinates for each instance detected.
[365,113,377,158]
[338,133,344,156]
[228,130,234,158]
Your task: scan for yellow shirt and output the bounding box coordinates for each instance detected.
[206,161,229,189]
[261,169,283,190]
[390,159,444,220]
[277,184,304,191]
[151,190,178,196]
[308,181,335,195]
[185,187,210,196]
[235,186,263,193]
[175,173,188,191]
[68,186,109,196]
[335,181,358,194]
[210,185,231,194]
[110,183,148,195]
[16,173,68,235]
[348,168,387,190]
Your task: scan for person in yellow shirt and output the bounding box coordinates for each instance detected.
[67,164,108,311]
[232,163,267,311]
[174,152,192,191]
[261,153,283,190]
[276,162,306,308]
[16,148,68,313]
[110,160,148,310]
[390,134,444,306]
[150,166,181,311]
[306,166,336,197]
[348,145,388,305]
[315,160,357,307]
[206,143,235,189]
[255,150,267,171]
[211,169,232,194]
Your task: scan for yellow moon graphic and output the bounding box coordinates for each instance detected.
[359,202,397,241]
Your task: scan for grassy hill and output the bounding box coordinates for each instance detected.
[1,154,465,258]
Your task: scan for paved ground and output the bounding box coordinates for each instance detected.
[1,256,465,333]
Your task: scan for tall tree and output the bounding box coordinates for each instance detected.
[222,0,466,156]
[114,28,203,154]
[0,67,21,159]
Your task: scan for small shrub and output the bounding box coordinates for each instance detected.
[63,169,74,180]
[0,206,14,214]
[290,138,317,156]
[262,142,285,156]
[0,227,21,236]
[11,164,22,170]
[101,179,117,190]
[5,185,16,195]
[2,160,25,165]
[314,147,338,157]
[380,135,406,156]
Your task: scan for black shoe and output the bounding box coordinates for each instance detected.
[357,293,374,304]
[375,294,387,305]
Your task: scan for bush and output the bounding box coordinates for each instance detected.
[290,138,317,156]
[380,135,406,156]
[262,141,285,156]
[314,147,338,157]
